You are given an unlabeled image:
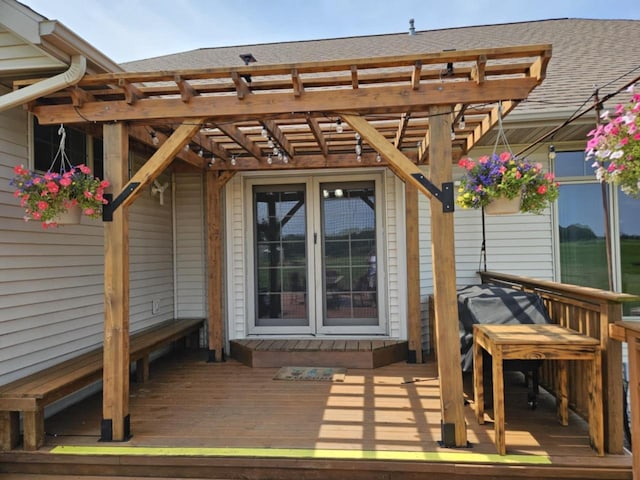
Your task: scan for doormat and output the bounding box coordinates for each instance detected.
[273,366,346,382]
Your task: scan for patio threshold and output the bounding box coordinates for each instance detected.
[230,338,408,368]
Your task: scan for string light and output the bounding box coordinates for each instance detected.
[376,152,382,163]
[261,126,268,137]
[335,118,343,133]
[548,144,557,161]
[459,115,466,129]
[267,136,274,148]
[450,127,456,141]
[150,131,159,146]
[267,154,273,165]
[231,155,237,166]
[184,144,190,152]
[282,153,289,164]
[208,156,216,167]
[198,148,204,157]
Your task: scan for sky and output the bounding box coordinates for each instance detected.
[17,0,640,64]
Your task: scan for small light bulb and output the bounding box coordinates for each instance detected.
[356,154,362,162]
[261,127,268,137]
[231,155,237,166]
[198,149,204,157]
[548,144,557,161]
[355,132,361,141]
[459,116,465,129]
[184,144,190,152]
[273,146,279,155]
[267,137,274,148]
[336,118,343,134]
[450,129,456,141]
[267,154,273,165]
[283,153,289,164]
[277,151,284,161]
[209,156,216,166]
[355,144,362,155]
[151,132,159,146]
[323,189,329,198]
[335,188,343,198]
[376,153,382,163]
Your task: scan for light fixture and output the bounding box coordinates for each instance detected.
[548,144,557,161]
[267,154,273,165]
[150,131,159,146]
[267,136,274,148]
[355,132,361,141]
[283,153,289,164]
[335,118,343,134]
[334,188,344,198]
[277,150,284,161]
[376,152,382,163]
[323,189,329,198]
[231,155,237,166]
[356,155,362,162]
[261,126,268,137]
[208,156,216,167]
[459,115,466,130]
[273,146,279,156]
[184,144,190,152]
[355,144,362,155]
[450,127,456,141]
[198,148,204,157]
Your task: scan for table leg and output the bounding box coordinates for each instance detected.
[474,340,484,424]
[588,351,604,456]
[492,351,505,455]
[557,360,568,426]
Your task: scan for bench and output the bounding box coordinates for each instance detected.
[0,318,203,451]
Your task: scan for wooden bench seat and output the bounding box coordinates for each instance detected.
[0,318,203,451]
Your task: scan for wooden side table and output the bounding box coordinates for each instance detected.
[473,324,603,456]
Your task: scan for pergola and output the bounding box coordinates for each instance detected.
[22,44,551,447]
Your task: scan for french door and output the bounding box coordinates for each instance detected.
[248,175,385,335]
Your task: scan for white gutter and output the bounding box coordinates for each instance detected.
[0,54,86,113]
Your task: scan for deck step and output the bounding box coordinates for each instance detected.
[229,339,408,368]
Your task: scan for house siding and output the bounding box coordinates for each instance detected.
[0,108,175,386]
[174,173,206,319]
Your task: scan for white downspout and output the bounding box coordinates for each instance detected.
[0,54,86,113]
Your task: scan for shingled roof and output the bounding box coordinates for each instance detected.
[123,18,640,119]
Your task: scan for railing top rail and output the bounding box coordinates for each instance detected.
[479,271,639,304]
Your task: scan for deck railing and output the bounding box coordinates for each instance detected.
[478,270,638,454]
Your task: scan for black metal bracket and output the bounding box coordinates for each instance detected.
[100,415,131,442]
[410,173,454,212]
[102,183,140,222]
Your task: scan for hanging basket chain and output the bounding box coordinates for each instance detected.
[49,124,74,174]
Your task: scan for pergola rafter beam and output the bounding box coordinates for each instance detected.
[215,123,263,161]
[306,115,328,158]
[261,120,295,159]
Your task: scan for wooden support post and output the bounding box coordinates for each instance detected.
[428,105,467,447]
[102,122,131,442]
[601,302,623,453]
[405,182,423,363]
[206,171,228,362]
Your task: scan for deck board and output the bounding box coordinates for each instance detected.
[3,351,630,480]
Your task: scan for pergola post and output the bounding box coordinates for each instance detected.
[406,183,423,364]
[428,105,467,447]
[102,122,131,441]
[205,171,234,362]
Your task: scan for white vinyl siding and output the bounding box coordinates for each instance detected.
[384,170,404,339]
[226,174,247,339]
[174,174,206,318]
[0,109,175,386]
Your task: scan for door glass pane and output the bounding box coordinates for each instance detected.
[619,191,640,316]
[558,183,609,289]
[321,182,377,326]
[254,185,308,326]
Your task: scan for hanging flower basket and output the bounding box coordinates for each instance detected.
[456,152,559,215]
[49,203,82,225]
[585,85,640,198]
[484,192,522,215]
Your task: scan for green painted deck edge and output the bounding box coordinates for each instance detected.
[51,445,551,464]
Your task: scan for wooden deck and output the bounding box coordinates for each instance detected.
[230,338,408,368]
[0,350,632,479]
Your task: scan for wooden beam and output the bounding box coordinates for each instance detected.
[417,131,429,164]
[341,114,437,201]
[529,49,552,81]
[120,119,207,209]
[261,120,295,159]
[306,115,328,158]
[411,61,422,90]
[206,170,235,362]
[350,65,359,89]
[102,122,130,442]
[405,182,423,364]
[291,68,303,97]
[231,71,251,99]
[117,79,145,105]
[428,104,467,447]
[32,78,540,125]
[471,55,487,84]
[175,75,198,102]
[467,100,517,153]
[68,86,95,107]
[394,113,410,148]
[215,123,263,160]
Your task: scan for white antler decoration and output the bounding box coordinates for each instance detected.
[151,180,169,206]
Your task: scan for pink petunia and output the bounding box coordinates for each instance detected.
[537,185,547,195]
[100,180,110,188]
[59,177,72,187]
[83,190,94,199]
[37,201,48,211]
[499,152,511,162]
[478,155,489,165]
[83,208,95,215]
[78,164,91,174]
[47,181,59,194]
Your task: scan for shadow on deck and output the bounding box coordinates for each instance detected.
[0,350,632,480]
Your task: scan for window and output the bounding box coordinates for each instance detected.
[32,116,103,175]
[555,151,640,316]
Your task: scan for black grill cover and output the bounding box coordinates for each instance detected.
[457,284,552,372]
